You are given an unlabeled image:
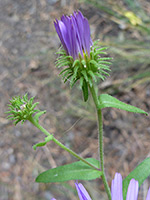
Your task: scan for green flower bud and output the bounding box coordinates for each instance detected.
[6,94,45,125]
[56,41,112,101]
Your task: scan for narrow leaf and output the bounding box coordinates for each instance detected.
[82,80,88,102]
[98,57,112,61]
[88,76,93,87]
[36,158,102,183]
[81,70,88,82]
[99,64,111,71]
[73,59,80,67]
[62,70,72,80]
[59,67,71,75]
[99,94,148,115]
[88,70,97,82]
[33,141,47,150]
[98,61,112,65]
[56,61,70,68]
[80,77,84,89]
[64,74,72,83]
[55,51,66,55]
[94,73,105,81]
[70,65,79,84]
[34,111,46,122]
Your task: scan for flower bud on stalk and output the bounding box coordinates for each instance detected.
[54,11,111,101]
[6,94,45,125]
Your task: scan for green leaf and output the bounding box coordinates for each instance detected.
[82,80,88,102]
[33,141,47,150]
[34,111,46,122]
[80,77,84,89]
[90,60,99,68]
[55,51,66,55]
[56,61,70,68]
[81,70,88,82]
[99,94,148,115]
[98,57,112,61]
[94,73,105,81]
[59,67,71,75]
[99,64,111,71]
[88,70,97,82]
[73,59,80,67]
[88,76,93,87]
[94,51,107,57]
[70,78,79,88]
[98,61,112,65]
[62,70,72,80]
[123,157,150,200]
[36,158,102,183]
[70,65,79,86]
[64,74,72,83]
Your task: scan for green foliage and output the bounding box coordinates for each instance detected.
[82,80,89,102]
[56,41,112,101]
[6,94,46,125]
[36,158,102,183]
[123,157,150,200]
[33,135,53,150]
[98,94,148,115]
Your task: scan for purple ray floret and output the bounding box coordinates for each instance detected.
[51,173,150,200]
[126,179,139,200]
[75,182,92,200]
[54,11,92,60]
[146,187,150,200]
[111,173,123,200]
[111,173,150,200]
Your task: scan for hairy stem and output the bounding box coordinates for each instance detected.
[29,117,99,171]
[89,84,111,200]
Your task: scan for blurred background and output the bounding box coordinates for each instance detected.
[0,0,150,199]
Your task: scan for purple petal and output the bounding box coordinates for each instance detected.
[126,179,139,200]
[83,18,91,55]
[111,173,123,200]
[54,20,68,54]
[75,182,92,200]
[54,11,92,59]
[146,187,150,200]
[61,15,72,55]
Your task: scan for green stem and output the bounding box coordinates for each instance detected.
[52,137,99,170]
[89,84,111,200]
[29,117,99,171]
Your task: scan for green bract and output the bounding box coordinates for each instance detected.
[56,41,112,101]
[6,94,45,125]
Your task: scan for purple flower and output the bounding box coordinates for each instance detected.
[51,182,92,200]
[111,173,150,200]
[75,182,92,200]
[52,174,150,200]
[54,11,92,60]
[146,187,150,200]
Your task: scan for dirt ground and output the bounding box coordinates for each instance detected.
[0,0,150,200]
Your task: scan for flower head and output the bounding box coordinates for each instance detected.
[54,11,111,101]
[54,11,92,60]
[6,94,46,125]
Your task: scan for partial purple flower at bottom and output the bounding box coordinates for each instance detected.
[111,173,150,200]
[51,182,92,200]
[75,182,92,200]
[52,173,150,200]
